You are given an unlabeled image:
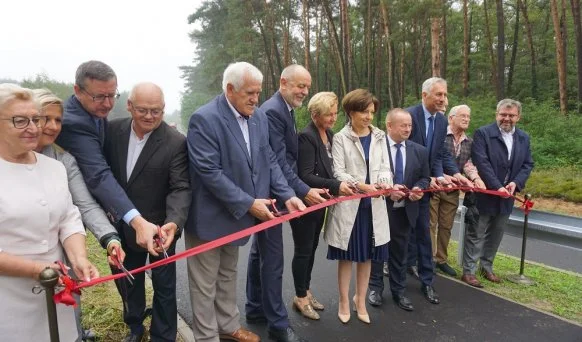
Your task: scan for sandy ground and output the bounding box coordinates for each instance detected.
[527,197,582,217]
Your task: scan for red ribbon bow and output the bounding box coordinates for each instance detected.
[53,260,81,307]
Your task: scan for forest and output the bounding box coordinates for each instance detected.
[179,0,582,203]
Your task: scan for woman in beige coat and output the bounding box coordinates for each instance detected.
[325,89,392,325]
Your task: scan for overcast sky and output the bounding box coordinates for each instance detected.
[0,0,203,112]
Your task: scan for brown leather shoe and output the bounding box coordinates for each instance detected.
[480,270,502,283]
[292,296,320,320]
[308,294,325,311]
[461,274,484,288]
[219,328,260,342]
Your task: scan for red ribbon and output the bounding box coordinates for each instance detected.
[53,261,81,307]
[52,185,533,305]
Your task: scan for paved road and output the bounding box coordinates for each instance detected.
[175,221,582,341]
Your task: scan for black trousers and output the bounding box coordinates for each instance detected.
[112,241,177,342]
[370,207,411,297]
[290,209,326,298]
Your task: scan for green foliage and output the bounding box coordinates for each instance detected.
[525,167,582,203]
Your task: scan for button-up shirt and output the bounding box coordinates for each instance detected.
[445,126,479,181]
[126,122,153,180]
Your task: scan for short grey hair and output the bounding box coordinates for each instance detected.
[496,98,522,115]
[281,64,308,80]
[222,62,263,92]
[33,89,63,113]
[385,108,411,125]
[75,60,117,88]
[448,104,471,117]
[422,77,447,94]
[128,82,165,104]
[0,83,37,111]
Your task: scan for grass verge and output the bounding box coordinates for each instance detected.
[446,241,582,324]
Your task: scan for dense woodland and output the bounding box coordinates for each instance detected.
[180,0,582,123]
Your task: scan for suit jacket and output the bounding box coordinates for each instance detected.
[385,139,431,227]
[297,121,341,195]
[104,118,191,251]
[41,144,118,248]
[471,123,534,215]
[57,95,135,222]
[185,94,295,246]
[262,91,310,199]
[406,104,459,177]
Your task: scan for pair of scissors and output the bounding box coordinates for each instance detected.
[111,245,134,285]
[348,181,366,194]
[153,226,169,259]
[321,188,335,200]
[269,199,289,217]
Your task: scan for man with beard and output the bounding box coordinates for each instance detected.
[462,99,534,286]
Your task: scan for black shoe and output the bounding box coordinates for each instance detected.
[268,327,307,342]
[407,266,419,279]
[367,290,383,307]
[421,285,440,304]
[392,295,414,312]
[81,329,96,341]
[436,262,457,276]
[245,314,267,324]
[123,331,144,342]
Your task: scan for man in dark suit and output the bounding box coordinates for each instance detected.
[368,108,430,311]
[405,77,473,304]
[462,99,534,286]
[57,61,160,257]
[246,64,325,342]
[104,82,191,342]
[186,62,305,342]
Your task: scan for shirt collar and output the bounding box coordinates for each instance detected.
[447,125,468,142]
[225,96,247,120]
[422,103,438,120]
[130,121,153,142]
[387,135,406,148]
[498,125,516,135]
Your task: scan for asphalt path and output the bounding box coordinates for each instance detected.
[175,222,582,342]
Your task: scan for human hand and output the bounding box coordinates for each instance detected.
[408,187,424,201]
[158,222,178,250]
[130,216,159,256]
[505,182,517,195]
[107,241,126,266]
[338,182,355,196]
[454,173,473,187]
[70,257,100,282]
[304,188,327,206]
[249,199,276,221]
[474,178,486,189]
[497,186,512,198]
[429,177,440,189]
[285,196,306,213]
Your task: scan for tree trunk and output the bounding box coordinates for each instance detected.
[441,0,448,79]
[399,42,406,106]
[551,0,568,114]
[380,0,395,108]
[519,0,538,98]
[571,0,582,113]
[252,4,277,93]
[507,2,520,96]
[283,1,291,67]
[302,0,310,71]
[431,17,441,77]
[365,0,372,89]
[463,0,470,97]
[340,0,351,90]
[495,0,505,100]
[483,0,499,94]
[314,4,321,93]
[322,0,347,96]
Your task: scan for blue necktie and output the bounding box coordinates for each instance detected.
[290,109,297,133]
[394,143,404,185]
[426,116,435,152]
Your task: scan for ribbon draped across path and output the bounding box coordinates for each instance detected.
[53,186,533,306]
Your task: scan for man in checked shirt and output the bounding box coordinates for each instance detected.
[430,105,486,277]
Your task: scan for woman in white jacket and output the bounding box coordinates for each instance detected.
[325,89,392,325]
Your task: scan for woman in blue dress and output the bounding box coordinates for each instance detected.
[324,89,392,325]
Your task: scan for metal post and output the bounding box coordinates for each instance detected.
[508,194,535,285]
[39,267,61,342]
[457,205,467,267]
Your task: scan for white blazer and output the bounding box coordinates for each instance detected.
[324,124,392,251]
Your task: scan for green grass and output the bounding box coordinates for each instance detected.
[525,167,582,203]
[446,241,582,324]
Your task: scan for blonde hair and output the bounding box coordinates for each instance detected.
[308,92,338,117]
[33,88,63,113]
[0,83,37,111]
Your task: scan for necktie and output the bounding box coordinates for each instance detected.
[290,109,297,133]
[426,116,434,152]
[394,143,404,185]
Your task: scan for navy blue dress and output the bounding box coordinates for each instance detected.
[327,133,389,262]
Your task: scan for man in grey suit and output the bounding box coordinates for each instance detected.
[105,83,191,342]
[185,62,305,342]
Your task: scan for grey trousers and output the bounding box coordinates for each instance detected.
[185,232,240,342]
[462,213,510,275]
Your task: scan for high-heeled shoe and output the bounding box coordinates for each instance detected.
[338,311,351,324]
[352,298,371,324]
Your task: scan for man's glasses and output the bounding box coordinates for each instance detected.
[0,115,47,129]
[81,88,120,103]
[129,102,164,117]
[498,112,519,119]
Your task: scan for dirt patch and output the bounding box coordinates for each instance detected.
[523,197,582,217]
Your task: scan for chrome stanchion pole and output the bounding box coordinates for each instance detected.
[39,267,61,342]
[508,194,535,285]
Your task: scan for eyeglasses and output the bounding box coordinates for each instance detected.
[129,102,164,117]
[80,88,120,103]
[0,115,48,129]
[498,112,519,119]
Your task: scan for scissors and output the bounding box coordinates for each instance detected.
[111,245,134,285]
[348,181,366,194]
[154,226,169,259]
[269,199,289,217]
[321,188,335,200]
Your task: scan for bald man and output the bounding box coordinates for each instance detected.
[104,82,191,342]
